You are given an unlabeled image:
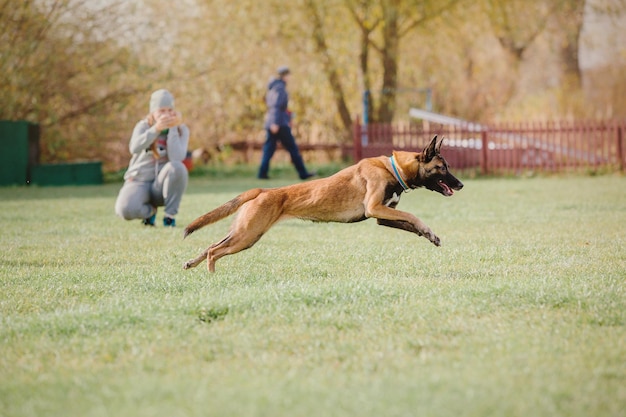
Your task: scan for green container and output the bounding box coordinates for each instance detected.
[31,161,103,186]
[0,121,40,186]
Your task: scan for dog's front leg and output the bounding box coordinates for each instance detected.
[376,218,441,246]
[364,184,440,246]
[366,200,440,246]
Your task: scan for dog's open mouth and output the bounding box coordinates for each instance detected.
[438,179,454,196]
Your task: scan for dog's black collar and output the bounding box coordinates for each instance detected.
[390,156,410,193]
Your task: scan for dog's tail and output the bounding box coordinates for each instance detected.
[183,188,264,239]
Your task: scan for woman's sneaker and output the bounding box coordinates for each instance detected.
[143,214,156,226]
[163,217,176,227]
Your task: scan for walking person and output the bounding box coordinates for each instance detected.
[258,66,315,180]
[115,89,189,227]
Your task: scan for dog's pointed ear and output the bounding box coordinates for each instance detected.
[436,136,444,154]
[423,135,438,162]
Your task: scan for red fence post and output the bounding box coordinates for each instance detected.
[481,130,489,175]
[618,124,624,173]
[353,116,362,162]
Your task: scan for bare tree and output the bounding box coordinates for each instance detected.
[303,0,353,134]
[0,0,158,166]
[342,0,461,123]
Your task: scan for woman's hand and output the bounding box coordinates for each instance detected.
[154,110,182,130]
[170,111,183,127]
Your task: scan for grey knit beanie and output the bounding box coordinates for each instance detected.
[149,89,175,113]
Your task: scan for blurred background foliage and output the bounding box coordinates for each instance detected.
[1,0,625,171]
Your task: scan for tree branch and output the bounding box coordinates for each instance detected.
[50,87,142,126]
[398,0,463,38]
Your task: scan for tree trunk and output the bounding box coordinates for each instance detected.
[559,0,585,89]
[377,0,399,123]
[305,0,353,137]
[359,26,374,121]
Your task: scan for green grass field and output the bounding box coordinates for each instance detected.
[1,172,625,417]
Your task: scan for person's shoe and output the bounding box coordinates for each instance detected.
[143,214,156,226]
[258,175,270,180]
[163,217,176,227]
[300,171,317,180]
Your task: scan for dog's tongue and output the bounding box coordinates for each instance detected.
[441,182,453,195]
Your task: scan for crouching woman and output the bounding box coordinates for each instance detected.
[115,89,189,227]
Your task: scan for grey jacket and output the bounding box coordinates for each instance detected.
[123,119,190,182]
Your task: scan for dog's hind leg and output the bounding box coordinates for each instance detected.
[182,227,264,273]
[377,218,440,246]
[205,231,265,272]
[205,195,284,272]
[183,248,210,270]
[183,234,231,270]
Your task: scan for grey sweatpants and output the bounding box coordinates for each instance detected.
[115,161,188,220]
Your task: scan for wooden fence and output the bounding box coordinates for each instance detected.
[353,119,626,174]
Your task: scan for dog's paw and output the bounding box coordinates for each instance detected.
[417,226,440,246]
[183,261,192,270]
[424,230,440,246]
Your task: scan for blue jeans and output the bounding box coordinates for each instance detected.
[258,126,310,179]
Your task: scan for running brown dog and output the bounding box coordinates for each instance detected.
[183,135,463,272]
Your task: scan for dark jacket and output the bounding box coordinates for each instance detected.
[264,78,291,129]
